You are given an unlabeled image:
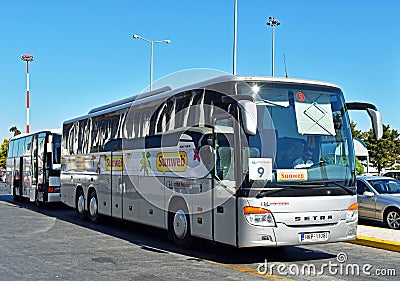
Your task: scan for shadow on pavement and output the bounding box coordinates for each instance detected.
[0,192,335,265]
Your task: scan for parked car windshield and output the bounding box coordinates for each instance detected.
[367,179,400,194]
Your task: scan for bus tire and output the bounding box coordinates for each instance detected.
[75,188,87,219]
[12,187,20,201]
[88,189,101,224]
[35,191,43,208]
[168,200,192,248]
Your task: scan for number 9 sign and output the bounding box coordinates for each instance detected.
[249,158,272,181]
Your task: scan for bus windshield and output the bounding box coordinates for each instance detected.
[242,82,355,190]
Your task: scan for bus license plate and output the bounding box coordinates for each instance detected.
[300,232,329,242]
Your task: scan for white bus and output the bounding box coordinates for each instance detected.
[6,129,62,205]
[60,75,382,248]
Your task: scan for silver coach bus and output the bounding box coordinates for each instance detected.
[60,75,382,248]
[6,129,62,205]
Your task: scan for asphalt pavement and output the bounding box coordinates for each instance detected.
[0,182,398,253]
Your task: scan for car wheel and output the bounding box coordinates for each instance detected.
[88,189,101,224]
[168,200,192,248]
[75,188,87,219]
[385,208,400,229]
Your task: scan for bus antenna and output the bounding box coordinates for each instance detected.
[283,54,288,78]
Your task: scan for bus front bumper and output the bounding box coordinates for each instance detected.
[238,220,357,247]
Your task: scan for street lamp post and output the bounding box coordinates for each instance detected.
[21,53,34,133]
[132,34,171,92]
[266,16,280,77]
[233,0,238,75]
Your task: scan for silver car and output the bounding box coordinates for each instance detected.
[356,176,400,229]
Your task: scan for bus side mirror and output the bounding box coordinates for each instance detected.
[366,108,383,140]
[238,100,257,136]
[346,102,383,140]
[46,152,53,169]
[199,145,215,172]
[47,143,53,153]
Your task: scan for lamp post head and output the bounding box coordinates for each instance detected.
[164,40,171,44]
[21,54,34,62]
[267,16,280,27]
[133,34,140,39]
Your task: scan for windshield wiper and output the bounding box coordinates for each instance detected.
[255,183,322,198]
[256,99,288,108]
[322,180,355,195]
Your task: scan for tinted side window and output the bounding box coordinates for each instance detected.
[356,180,370,195]
[7,141,14,158]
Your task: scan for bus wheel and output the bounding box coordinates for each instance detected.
[76,189,86,219]
[88,190,101,224]
[168,202,192,248]
[12,187,20,201]
[35,192,43,208]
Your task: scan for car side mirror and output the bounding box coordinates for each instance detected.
[363,191,374,197]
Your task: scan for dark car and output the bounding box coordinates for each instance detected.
[356,176,400,229]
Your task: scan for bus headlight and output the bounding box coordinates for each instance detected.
[346,203,358,223]
[243,206,276,227]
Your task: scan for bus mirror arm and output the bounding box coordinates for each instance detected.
[346,102,383,140]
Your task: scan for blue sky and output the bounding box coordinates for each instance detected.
[1,0,399,142]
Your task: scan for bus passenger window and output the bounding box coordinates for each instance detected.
[215,133,235,181]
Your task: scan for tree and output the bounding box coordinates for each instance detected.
[0,126,21,169]
[350,121,363,139]
[9,126,21,136]
[362,124,400,174]
[355,157,364,175]
[0,138,9,169]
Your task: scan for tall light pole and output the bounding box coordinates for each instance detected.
[233,0,238,75]
[21,53,34,133]
[266,16,280,77]
[132,34,171,92]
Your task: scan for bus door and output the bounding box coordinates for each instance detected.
[13,157,22,197]
[111,150,124,219]
[23,156,34,201]
[31,135,39,201]
[213,117,237,245]
[37,134,46,201]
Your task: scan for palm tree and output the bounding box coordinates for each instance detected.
[9,126,21,136]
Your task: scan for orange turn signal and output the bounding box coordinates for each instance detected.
[243,206,271,214]
[348,203,358,211]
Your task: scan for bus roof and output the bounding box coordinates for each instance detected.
[9,129,62,141]
[63,75,342,125]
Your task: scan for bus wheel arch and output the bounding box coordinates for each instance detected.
[75,186,87,219]
[88,188,101,224]
[167,197,192,248]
